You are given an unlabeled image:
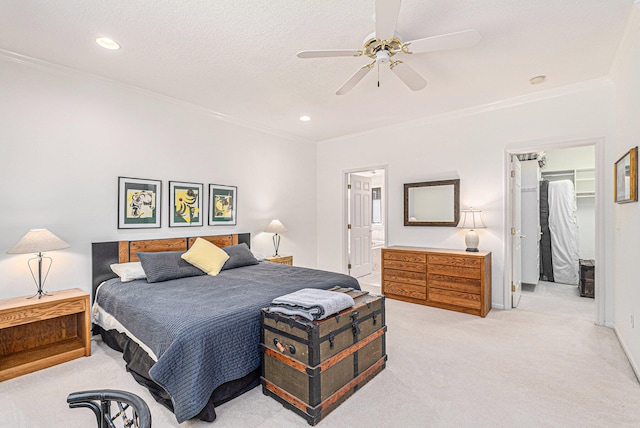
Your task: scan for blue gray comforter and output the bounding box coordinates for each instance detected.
[94,262,360,423]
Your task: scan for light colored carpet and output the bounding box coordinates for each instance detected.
[2,279,639,428]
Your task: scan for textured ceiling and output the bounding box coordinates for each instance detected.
[0,0,633,142]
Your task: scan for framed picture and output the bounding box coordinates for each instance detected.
[209,184,237,226]
[169,181,203,227]
[614,147,638,204]
[118,177,161,229]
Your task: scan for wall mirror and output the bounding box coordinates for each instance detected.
[404,179,460,226]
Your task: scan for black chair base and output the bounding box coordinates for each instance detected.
[67,389,151,428]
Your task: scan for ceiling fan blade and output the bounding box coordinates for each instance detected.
[297,49,361,59]
[375,0,402,41]
[336,65,372,95]
[405,29,481,54]
[391,61,427,91]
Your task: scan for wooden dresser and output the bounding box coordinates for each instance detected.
[381,246,491,317]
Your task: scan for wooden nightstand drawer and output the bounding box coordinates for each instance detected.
[265,255,293,265]
[0,288,91,381]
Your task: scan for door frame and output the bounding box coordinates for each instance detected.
[343,165,388,276]
[503,137,605,326]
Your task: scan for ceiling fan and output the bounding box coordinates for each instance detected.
[297,0,481,95]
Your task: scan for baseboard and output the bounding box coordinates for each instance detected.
[614,326,640,383]
[491,303,505,310]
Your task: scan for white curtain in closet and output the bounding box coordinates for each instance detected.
[548,180,579,285]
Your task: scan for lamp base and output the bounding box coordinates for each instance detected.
[464,229,480,252]
[26,253,53,299]
[272,233,281,257]
[27,289,52,299]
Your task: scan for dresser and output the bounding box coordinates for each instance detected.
[381,246,491,317]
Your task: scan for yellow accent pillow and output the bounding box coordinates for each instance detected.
[181,237,230,276]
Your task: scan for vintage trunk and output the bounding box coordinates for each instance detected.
[261,287,386,425]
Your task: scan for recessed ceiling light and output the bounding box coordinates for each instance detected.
[299,115,311,122]
[95,37,121,50]
[529,75,546,85]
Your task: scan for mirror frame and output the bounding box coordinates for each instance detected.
[404,179,460,226]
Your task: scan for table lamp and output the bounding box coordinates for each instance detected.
[264,219,287,256]
[457,209,486,252]
[6,229,70,298]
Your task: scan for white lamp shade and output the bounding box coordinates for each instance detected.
[264,219,287,234]
[457,209,486,229]
[6,229,70,254]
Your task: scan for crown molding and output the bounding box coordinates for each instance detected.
[0,48,314,145]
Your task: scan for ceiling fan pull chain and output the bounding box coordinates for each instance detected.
[377,62,380,87]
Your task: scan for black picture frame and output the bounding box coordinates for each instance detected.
[169,181,204,227]
[209,184,237,226]
[118,177,162,229]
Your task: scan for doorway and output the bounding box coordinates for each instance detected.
[505,139,605,325]
[344,167,387,285]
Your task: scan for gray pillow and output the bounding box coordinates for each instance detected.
[221,243,259,270]
[137,251,206,283]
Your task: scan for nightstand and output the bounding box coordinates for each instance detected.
[264,255,293,266]
[0,288,91,381]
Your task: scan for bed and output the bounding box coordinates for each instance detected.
[91,233,360,423]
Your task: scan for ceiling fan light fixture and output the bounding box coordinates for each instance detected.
[95,37,120,50]
[376,50,390,65]
[529,75,546,85]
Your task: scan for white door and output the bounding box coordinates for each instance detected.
[349,174,372,278]
[521,160,541,284]
[511,155,523,308]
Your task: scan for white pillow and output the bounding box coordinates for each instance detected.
[110,262,147,282]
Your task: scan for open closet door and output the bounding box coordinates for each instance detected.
[511,155,522,308]
[548,180,579,285]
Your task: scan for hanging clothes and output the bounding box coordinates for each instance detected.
[548,180,580,285]
[539,180,554,282]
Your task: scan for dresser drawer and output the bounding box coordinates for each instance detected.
[429,288,481,310]
[383,259,426,273]
[384,251,426,264]
[383,269,426,286]
[428,255,482,268]
[428,274,481,295]
[428,260,481,280]
[383,281,427,300]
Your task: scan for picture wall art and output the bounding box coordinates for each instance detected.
[614,146,638,204]
[118,177,162,229]
[209,184,237,226]
[169,181,204,227]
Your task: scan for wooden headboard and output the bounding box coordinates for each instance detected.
[91,233,250,302]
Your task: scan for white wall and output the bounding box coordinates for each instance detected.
[610,2,640,377]
[0,57,318,300]
[317,83,616,313]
